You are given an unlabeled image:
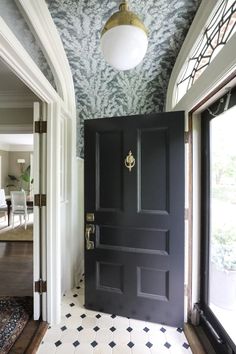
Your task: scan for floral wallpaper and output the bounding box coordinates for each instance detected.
[48,0,200,157]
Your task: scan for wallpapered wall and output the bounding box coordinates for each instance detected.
[0,0,56,90]
[47,0,201,158]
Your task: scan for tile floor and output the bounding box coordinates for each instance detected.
[37,277,192,354]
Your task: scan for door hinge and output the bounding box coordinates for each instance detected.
[34,194,46,207]
[35,121,47,133]
[35,279,47,294]
[184,131,190,144]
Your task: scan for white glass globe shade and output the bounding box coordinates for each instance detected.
[101,25,148,71]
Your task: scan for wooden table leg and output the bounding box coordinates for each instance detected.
[7,203,10,226]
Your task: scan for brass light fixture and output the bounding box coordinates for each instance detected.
[101,1,148,71]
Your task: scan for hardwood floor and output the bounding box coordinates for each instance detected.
[0,241,33,296]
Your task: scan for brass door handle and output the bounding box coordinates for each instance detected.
[85,224,95,250]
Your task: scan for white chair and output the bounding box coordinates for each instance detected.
[11,191,30,229]
[0,189,7,220]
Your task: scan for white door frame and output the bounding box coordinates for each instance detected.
[166,0,236,321]
[0,0,76,324]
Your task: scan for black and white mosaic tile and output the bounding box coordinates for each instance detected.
[37,278,192,353]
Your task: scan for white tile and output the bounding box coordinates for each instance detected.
[130,329,149,345]
[112,344,132,354]
[113,329,131,346]
[82,315,97,328]
[38,282,192,354]
[96,314,114,328]
[132,345,151,354]
[55,343,76,354]
[61,329,79,343]
[113,315,130,329]
[42,328,62,343]
[130,318,147,331]
[74,343,94,353]
[95,328,113,343]
[37,342,56,354]
[93,343,113,354]
[77,328,96,343]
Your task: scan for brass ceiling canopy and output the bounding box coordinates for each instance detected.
[101,1,148,36]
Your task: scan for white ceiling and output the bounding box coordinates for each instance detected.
[0,134,33,145]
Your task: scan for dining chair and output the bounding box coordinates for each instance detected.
[0,189,7,220]
[10,191,32,229]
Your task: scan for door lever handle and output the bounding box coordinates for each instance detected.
[85,224,95,250]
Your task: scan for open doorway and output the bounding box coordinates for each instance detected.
[0,57,43,351]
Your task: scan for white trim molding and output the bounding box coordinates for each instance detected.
[0,0,77,325]
[16,0,76,114]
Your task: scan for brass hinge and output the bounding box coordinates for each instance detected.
[34,194,46,207]
[35,121,47,134]
[35,280,47,294]
[184,131,190,144]
[185,208,189,220]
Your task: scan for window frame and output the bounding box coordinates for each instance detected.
[200,87,236,354]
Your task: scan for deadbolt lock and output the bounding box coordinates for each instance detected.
[85,224,95,250]
[86,213,95,222]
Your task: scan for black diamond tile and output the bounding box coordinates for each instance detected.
[91,340,98,348]
[126,326,133,332]
[127,341,134,348]
[60,325,67,331]
[73,294,78,298]
[143,326,150,332]
[111,314,116,318]
[80,279,83,282]
[110,326,116,332]
[65,313,71,318]
[76,286,81,289]
[80,313,86,319]
[77,326,84,332]
[73,340,80,347]
[93,326,100,332]
[146,342,153,348]
[70,303,75,307]
[96,314,101,319]
[160,327,166,333]
[109,341,116,348]
[55,340,62,347]
[183,342,190,349]
[164,342,171,349]
[177,327,183,333]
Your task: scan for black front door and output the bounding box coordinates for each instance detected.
[84,112,185,327]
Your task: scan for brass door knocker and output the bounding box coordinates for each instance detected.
[124,151,135,172]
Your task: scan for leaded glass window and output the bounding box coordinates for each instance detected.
[175,0,236,104]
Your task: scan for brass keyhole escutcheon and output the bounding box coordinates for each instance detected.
[124,151,135,172]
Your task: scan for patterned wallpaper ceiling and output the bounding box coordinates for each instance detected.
[47,0,201,157]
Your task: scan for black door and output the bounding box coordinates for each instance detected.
[84,112,185,327]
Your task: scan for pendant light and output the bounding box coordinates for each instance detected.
[101,1,148,71]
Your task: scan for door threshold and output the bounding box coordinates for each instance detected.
[10,319,48,354]
[184,323,216,354]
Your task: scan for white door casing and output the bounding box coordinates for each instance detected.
[33,102,41,320]
[0,0,77,324]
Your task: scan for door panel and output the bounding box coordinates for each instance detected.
[85,112,185,326]
[138,127,169,213]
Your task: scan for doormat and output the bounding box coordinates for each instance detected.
[0,224,33,242]
[0,297,33,354]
